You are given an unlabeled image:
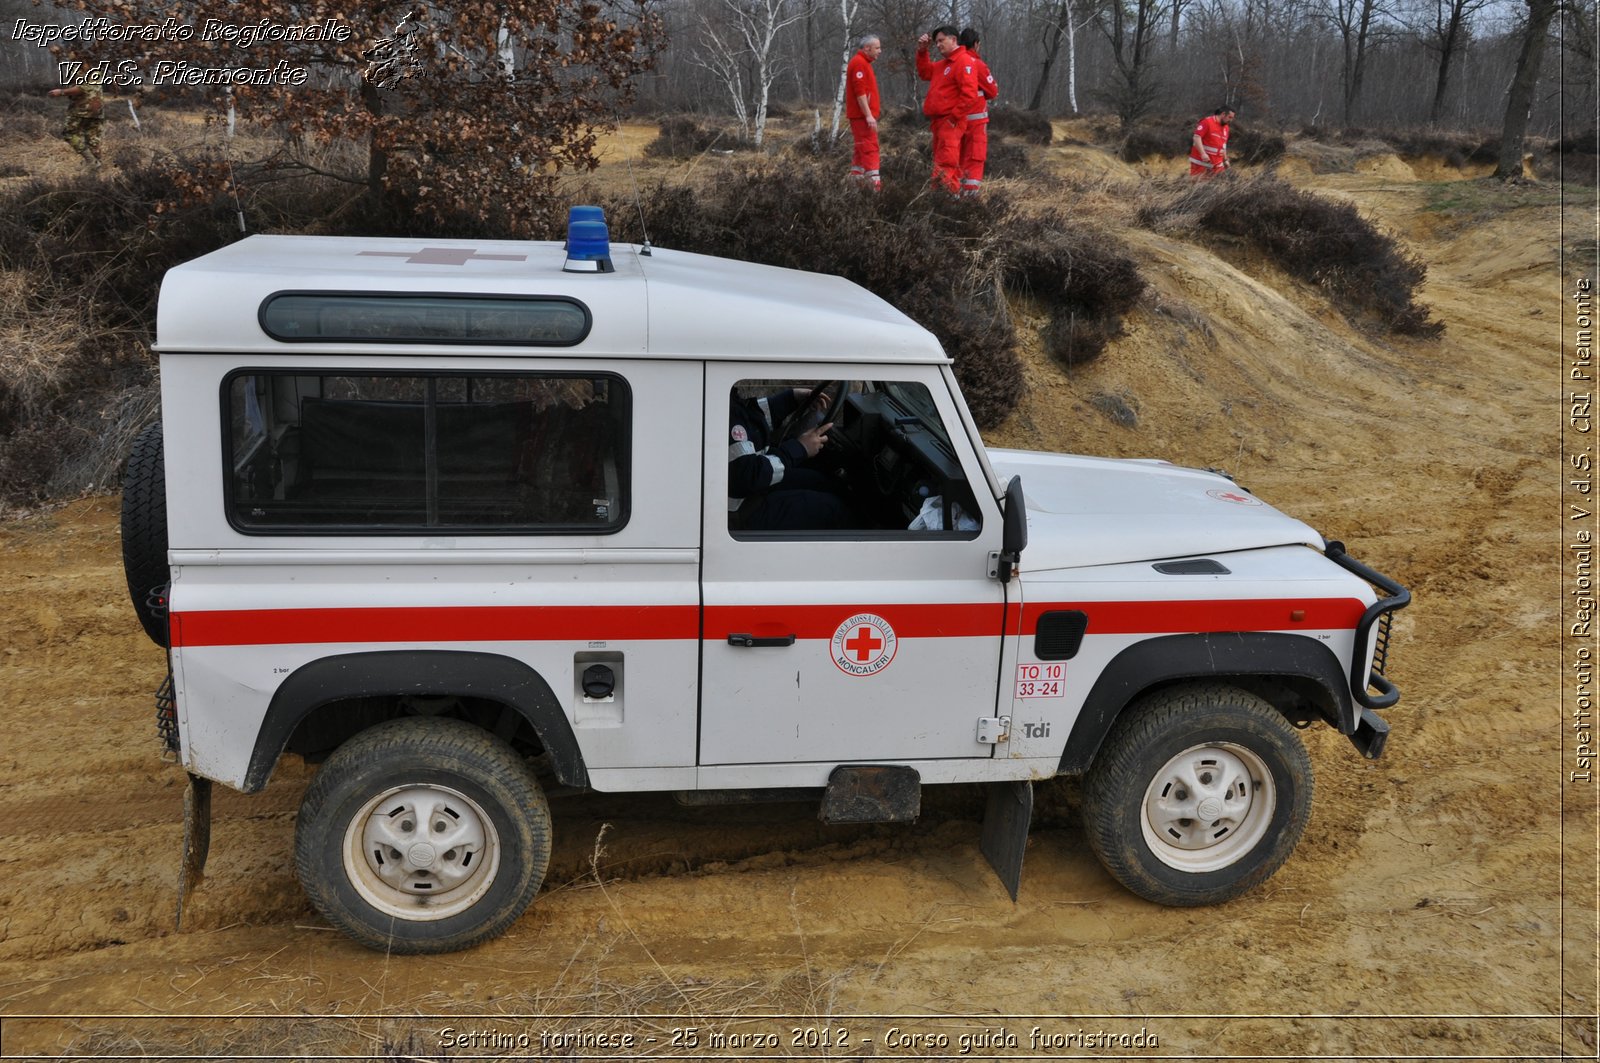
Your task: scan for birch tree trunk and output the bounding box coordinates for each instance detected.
[829,0,860,142]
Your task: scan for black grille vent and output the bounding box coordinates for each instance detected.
[1035,610,1089,660]
[1153,559,1230,575]
[1371,610,1394,678]
[155,668,179,756]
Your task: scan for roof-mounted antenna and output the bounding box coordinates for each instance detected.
[213,86,247,234]
[620,121,652,256]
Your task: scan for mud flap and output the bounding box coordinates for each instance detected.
[176,773,212,930]
[819,765,921,824]
[980,779,1032,901]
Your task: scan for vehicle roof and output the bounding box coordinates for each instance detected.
[154,233,949,364]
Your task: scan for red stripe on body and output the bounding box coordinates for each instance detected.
[702,603,1004,641]
[1021,597,1366,634]
[172,604,700,647]
[171,596,1362,649]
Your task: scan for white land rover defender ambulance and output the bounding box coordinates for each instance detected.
[122,209,1408,954]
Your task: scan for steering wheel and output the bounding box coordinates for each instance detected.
[777,381,850,444]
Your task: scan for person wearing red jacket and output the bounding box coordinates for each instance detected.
[1189,105,1235,179]
[956,28,998,197]
[915,26,982,195]
[845,35,883,190]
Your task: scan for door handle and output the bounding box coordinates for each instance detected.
[728,634,796,648]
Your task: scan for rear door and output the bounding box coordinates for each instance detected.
[697,365,1009,774]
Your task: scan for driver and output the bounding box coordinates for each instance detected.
[728,385,854,530]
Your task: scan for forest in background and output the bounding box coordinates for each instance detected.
[2,0,1594,141]
[0,0,1592,512]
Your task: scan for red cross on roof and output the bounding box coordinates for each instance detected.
[358,247,528,266]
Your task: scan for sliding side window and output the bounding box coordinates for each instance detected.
[225,371,629,534]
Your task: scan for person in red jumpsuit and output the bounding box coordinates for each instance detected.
[915,26,982,196]
[956,28,998,197]
[845,35,883,190]
[1189,106,1235,179]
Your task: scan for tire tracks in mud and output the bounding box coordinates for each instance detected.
[529,781,1082,886]
[2,767,1091,961]
[4,781,303,839]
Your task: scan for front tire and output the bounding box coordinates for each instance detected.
[1081,683,1312,906]
[294,716,551,953]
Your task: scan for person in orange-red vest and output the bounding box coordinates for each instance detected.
[845,34,883,190]
[1189,105,1235,179]
[956,28,998,197]
[915,26,982,196]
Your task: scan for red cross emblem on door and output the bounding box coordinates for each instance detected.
[831,613,898,677]
[844,626,883,661]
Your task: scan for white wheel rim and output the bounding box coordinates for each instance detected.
[343,784,501,922]
[1140,742,1276,873]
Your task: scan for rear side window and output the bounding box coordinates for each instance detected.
[259,293,590,345]
[225,371,629,533]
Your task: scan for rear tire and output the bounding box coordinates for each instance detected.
[120,420,169,647]
[294,716,551,954]
[1081,683,1312,906]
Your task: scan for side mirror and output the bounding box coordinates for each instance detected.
[999,475,1026,581]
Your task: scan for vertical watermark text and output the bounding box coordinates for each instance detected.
[1572,277,1596,785]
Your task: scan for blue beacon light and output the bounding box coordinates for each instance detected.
[563,206,614,273]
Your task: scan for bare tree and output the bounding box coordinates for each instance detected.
[1095,0,1171,129]
[1027,0,1094,111]
[1186,0,1271,115]
[695,13,755,138]
[829,0,864,141]
[700,0,807,145]
[1326,0,1388,121]
[1409,0,1493,123]
[1495,0,1558,176]
[1169,0,1195,49]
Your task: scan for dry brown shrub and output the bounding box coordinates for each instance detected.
[986,107,1053,145]
[1135,174,1441,337]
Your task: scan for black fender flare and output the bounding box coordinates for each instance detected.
[244,650,587,792]
[1056,632,1353,775]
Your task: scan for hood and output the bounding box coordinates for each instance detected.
[987,449,1325,573]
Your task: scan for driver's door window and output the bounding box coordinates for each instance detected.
[726,379,982,538]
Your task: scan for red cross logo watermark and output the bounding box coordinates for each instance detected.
[1206,488,1263,506]
[831,613,898,677]
[357,248,528,266]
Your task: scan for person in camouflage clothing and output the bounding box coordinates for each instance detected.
[48,72,105,166]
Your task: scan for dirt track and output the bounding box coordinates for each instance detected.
[0,147,1595,1059]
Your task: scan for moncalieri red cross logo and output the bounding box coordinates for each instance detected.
[831,613,898,677]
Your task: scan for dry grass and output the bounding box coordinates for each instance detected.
[0,271,88,419]
[0,267,158,514]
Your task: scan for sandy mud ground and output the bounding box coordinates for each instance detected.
[0,132,1596,1059]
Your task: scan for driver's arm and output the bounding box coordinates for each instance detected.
[729,394,809,500]
[787,386,834,460]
